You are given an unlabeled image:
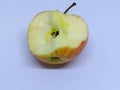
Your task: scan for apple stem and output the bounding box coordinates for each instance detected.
[64,2,76,14]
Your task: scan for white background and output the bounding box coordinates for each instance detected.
[0,0,120,90]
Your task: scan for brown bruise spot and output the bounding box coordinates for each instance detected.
[35,39,87,64]
[52,40,87,59]
[35,55,64,64]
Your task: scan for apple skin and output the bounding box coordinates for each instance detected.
[28,10,88,65]
[35,39,88,64]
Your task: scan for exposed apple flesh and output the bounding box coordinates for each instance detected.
[28,3,88,64]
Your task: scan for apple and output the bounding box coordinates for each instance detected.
[28,2,88,64]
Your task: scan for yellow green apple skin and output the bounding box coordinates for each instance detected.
[28,10,88,64]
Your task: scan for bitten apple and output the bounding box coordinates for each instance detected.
[28,2,88,64]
